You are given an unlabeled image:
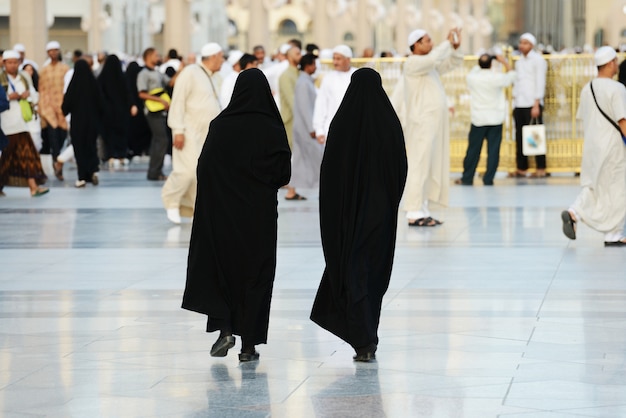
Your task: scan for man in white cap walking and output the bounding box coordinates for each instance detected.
[313,44,356,145]
[512,32,548,178]
[38,41,69,180]
[561,46,626,247]
[163,43,224,224]
[391,28,462,227]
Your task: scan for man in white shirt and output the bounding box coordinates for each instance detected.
[561,46,626,247]
[512,32,548,177]
[313,44,356,144]
[456,53,516,186]
[163,43,223,224]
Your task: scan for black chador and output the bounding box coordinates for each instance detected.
[310,68,408,362]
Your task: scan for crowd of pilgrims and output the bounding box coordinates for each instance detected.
[0,36,410,363]
[0,38,374,193]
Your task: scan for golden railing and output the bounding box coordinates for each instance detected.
[321,53,624,173]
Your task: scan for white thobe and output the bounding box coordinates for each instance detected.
[571,78,626,239]
[220,71,239,109]
[291,72,323,189]
[312,68,356,138]
[391,41,463,219]
[164,64,222,217]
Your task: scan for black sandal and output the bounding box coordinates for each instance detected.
[409,217,439,227]
[285,193,307,201]
[561,210,576,240]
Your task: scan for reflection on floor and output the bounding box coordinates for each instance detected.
[1,163,625,417]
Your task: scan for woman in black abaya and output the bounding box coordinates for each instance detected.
[62,59,103,187]
[310,68,408,362]
[98,54,134,165]
[182,68,291,362]
[125,62,151,158]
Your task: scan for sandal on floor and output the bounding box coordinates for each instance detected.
[53,161,64,181]
[31,187,49,197]
[561,210,576,240]
[409,217,440,227]
[285,193,307,201]
[508,171,527,178]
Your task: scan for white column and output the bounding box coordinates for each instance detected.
[164,0,191,55]
[87,0,102,53]
[395,0,408,55]
[10,0,47,67]
[313,0,328,48]
[248,1,269,51]
[356,0,370,55]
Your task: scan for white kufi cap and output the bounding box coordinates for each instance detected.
[408,29,427,47]
[46,40,61,51]
[2,50,20,60]
[520,33,536,46]
[13,43,25,53]
[594,46,617,67]
[201,43,222,58]
[227,50,244,66]
[279,43,292,55]
[332,44,353,58]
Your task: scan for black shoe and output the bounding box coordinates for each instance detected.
[561,210,576,240]
[238,351,260,362]
[604,240,626,247]
[210,335,235,357]
[353,352,376,362]
[353,343,377,362]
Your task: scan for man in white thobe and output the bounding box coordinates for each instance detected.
[561,46,626,246]
[219,50,244,109]
[391,28,463,226]
[291,53,323,191]
[163,43,224,224]
[313,44,356,144]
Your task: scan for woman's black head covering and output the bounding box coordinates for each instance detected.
[219,68,281,120]
[98,54,128,105]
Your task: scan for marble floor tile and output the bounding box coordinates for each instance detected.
[1,164,625,417]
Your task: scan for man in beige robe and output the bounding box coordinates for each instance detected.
[163,43,224,224]
[38,41,69,180]
[392,28,462,226]
[279,45,304,200]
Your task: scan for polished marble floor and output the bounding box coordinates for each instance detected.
[1,161,625,417]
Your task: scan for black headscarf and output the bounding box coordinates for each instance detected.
[125,61,144,108]
[98,54,129,108]
[310,67,408,350]
[182,68,291,346]
[62,60,103,121]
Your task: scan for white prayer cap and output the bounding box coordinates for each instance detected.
[227,50,244,66]
[13,43,25,53]
[520,33,536,46]
[46,40,61,51]
[332,44,353,58]
[200,42,222,58]
[594,46,617,67]
[279,43,292,55]
[2,50,20,60]
[408,29,427,47]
